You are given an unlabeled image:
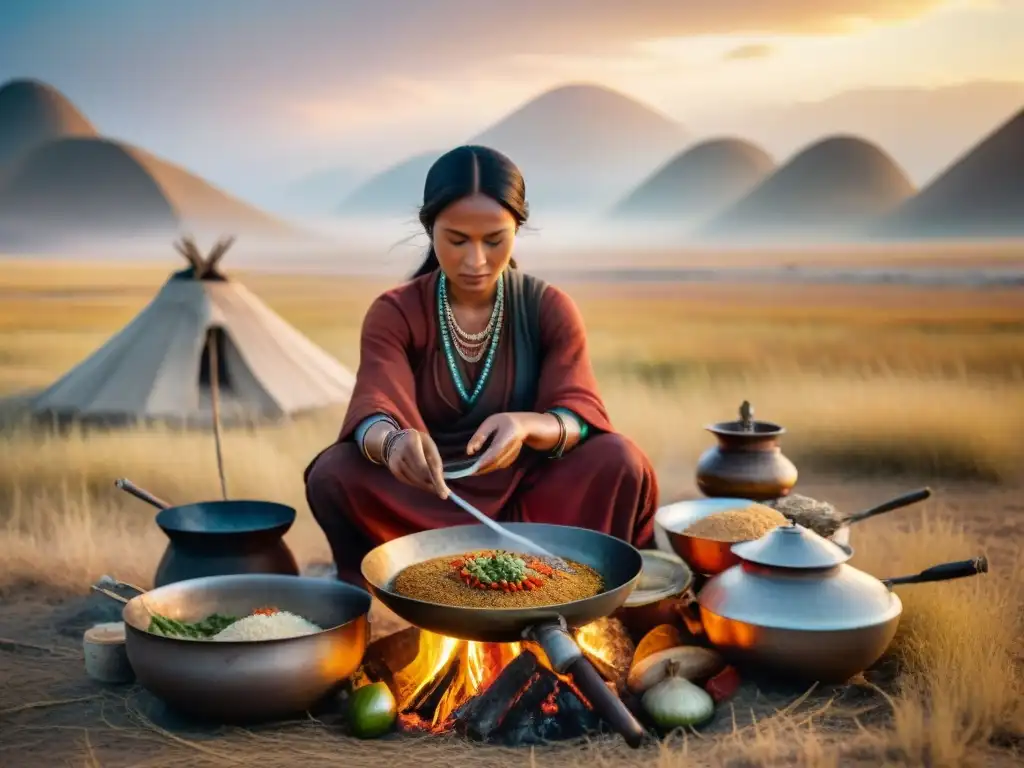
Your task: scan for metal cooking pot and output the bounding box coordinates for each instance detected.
[115,478,300,587]
[101,574,371,721]
[695,400,799,500]
[696,523,988,683]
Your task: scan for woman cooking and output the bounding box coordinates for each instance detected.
[305,145,658,585]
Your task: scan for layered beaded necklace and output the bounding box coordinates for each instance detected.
[437,272,504,405]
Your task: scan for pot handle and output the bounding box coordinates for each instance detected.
[528,619,646,748]
[566,656,646,748]
[845,487,931,526]
[673,589,705,637]
[115,478,171,511]
[91,585,129,604]
[883,556,988,587]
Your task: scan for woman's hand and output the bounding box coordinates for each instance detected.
[385,430,450,499]
[466,413,532,475]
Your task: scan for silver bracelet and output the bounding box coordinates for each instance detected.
[359,415,399,464]
[381,428,414,467]
[547,410,569,459]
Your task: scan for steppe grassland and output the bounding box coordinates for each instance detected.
[0,255,1022,576]
[0,253,1022,765]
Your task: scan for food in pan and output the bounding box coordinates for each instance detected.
[146,606,322,641]
[211,611,322,641]
[682,504,788,542]
[391,549,604,608]
[146,612,238,639]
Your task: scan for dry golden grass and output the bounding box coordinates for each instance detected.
[1,257,1022,480]
[851,513,1024,766]
[0,255,1022,765]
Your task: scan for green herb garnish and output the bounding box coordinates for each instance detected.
[147,612,238,639]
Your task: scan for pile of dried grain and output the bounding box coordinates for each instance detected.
[683,504,788,542]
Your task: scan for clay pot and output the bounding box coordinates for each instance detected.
[695,401,798,501]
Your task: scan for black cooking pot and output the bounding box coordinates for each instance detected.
[116,478,300,587]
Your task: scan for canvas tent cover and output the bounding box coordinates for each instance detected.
[31,244,355,424]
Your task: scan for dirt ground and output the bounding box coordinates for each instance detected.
[1,476,1021,768]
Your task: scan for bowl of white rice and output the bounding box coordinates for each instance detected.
[211,611,324,642]
[121,573,371,721]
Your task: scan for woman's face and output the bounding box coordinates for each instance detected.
[432,194,516,298]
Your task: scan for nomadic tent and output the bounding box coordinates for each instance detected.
[31,237,355,425]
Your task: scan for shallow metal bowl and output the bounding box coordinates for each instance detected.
[654,499,852,576]
[121,574,371,721]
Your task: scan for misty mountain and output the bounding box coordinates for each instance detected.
[876,107,1024,239]
[699,136,914,243]
[740,80,1024,186]
[610,138,776,224]
[339,83,687,218]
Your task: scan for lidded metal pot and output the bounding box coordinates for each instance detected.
[697,523,988,683]
[695,400,798,500]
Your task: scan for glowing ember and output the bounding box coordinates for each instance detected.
[540,690,559,716]
[393,621,629,735]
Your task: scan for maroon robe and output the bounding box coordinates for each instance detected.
[304,269,657,584]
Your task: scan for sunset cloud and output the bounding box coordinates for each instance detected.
[0,0,1002,190]
[1,1,955,98]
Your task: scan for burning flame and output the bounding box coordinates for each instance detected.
[398,632,523,729]
[403,634,462,706]
[396,622,622,733]
[575,621,616,668]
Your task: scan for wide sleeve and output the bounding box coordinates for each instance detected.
[336,294,429,442]
[533,286,613,434]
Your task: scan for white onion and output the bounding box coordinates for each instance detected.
[640,660,716,729]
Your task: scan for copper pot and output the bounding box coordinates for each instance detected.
[616,550,698,638]
[696,401,797,500]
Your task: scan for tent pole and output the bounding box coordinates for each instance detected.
[207,332,229,500]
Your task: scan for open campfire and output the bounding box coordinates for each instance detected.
[357,618,635,745]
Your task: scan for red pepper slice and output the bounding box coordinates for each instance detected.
[705,666,741,704]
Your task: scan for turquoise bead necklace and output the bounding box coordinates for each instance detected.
[437,272,504,406]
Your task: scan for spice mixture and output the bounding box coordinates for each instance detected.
[683,504,788,542]
[764,494,843,537]
[391,550,604,608]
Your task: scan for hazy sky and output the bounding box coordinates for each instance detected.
[2,0,1023,200]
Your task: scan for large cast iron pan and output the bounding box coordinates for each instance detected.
[116,477,296,545]
[361,522,647,747]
